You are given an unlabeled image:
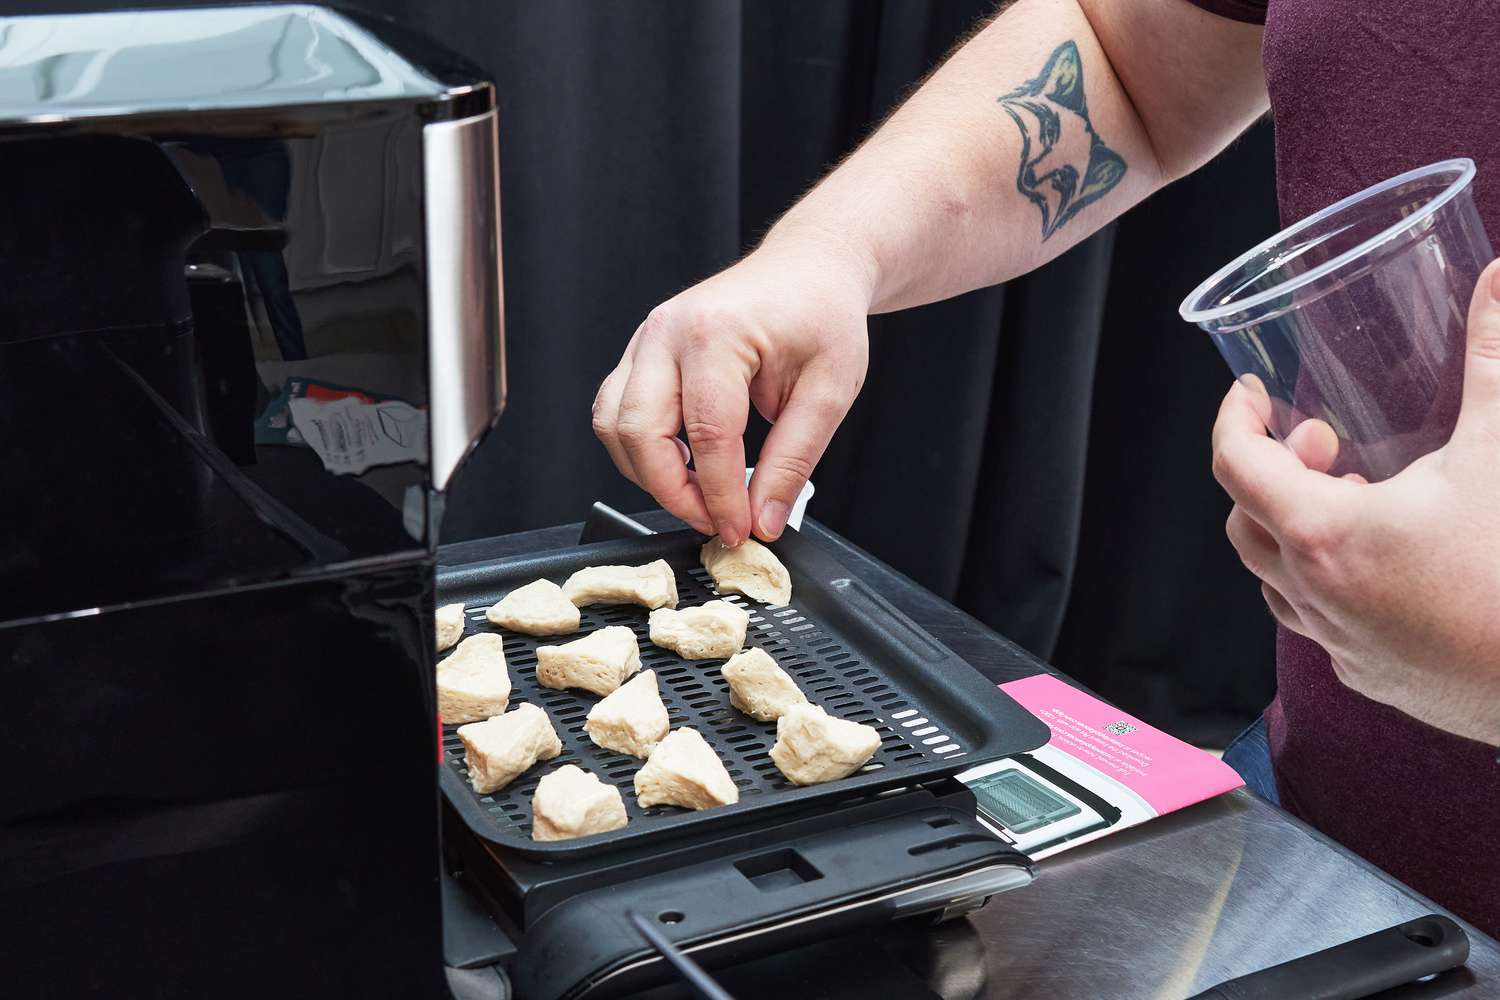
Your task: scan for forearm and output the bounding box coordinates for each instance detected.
[761,0,1266,314]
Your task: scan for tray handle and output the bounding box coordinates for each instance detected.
[827,576,949,663]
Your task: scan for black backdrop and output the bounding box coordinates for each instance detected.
[10,0,1281,745]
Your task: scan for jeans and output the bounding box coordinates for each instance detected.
[1222,715,1280,806]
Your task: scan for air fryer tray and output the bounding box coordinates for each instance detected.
[437,528,1049,858]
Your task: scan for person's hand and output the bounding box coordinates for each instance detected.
[592,229,873,544]
[1211,259,1500,746]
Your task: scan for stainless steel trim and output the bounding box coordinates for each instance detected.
[423,108,506,491]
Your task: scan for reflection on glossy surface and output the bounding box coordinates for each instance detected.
[1,113,431,622]
[1,8,502,997]
[0,566,448,997]
[0,5,444,121]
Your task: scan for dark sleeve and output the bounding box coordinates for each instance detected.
[1185,0,1267,25]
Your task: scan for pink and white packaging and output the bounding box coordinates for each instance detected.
[962,674,1245,859]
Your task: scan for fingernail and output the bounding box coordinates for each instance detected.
[717,521,743,547]
[757,499,790,540]
[1489,265,1500,302]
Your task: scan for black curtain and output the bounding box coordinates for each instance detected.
[11,0,1280,745]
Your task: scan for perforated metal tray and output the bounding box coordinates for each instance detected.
[436,528,1049,857]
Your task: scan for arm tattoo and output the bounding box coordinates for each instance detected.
[999,40,1127,241]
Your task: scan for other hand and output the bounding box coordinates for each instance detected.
[1211,259,1500,745]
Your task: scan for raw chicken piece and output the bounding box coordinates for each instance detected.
[531,764,629,841]
[436,602,466,652]
[457,703,561,794]
[648,600,749,660]
[585,669,670,758]
[438,633,511,725]
[700,537,792,606]
[536,625,641,697]
[563,560,678,610]
[770,704,881,785]
[721,648,807,721]
[486,579,580,636]
[633,727,739,810]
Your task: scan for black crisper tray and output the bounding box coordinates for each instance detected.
[436,528,1049,857]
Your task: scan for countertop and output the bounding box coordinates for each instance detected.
[438,510,1499,1000]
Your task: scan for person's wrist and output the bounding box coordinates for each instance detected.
[758,214,881,313]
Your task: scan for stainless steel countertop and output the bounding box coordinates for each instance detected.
[439,512,1499,999]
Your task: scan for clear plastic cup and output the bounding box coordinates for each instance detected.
[1180,159,1492,481]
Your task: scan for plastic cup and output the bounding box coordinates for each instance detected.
[1180,159,1492,481]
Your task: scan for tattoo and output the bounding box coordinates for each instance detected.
[999,40,1127,241]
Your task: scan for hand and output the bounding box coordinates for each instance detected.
[592,228,872,544]
[1211,259,1500,746]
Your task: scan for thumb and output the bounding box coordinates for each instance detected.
[747,379,851,541]
[1454,257,1500,448]
[1285,418,1340,474]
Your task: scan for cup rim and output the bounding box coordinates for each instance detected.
[1178,157,1477,325]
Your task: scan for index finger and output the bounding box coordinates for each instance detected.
[1210,376,1272,453]
[1211,381,1345,534]
[616,341,715,534]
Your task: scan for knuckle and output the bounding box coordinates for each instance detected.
[763,453,816,485]
[1260,583,1288,621]
[1223,509,1257,572]
[808,389,851,423]
[1472,309,1500,361]
[1210,445,1234,487]
[697,481,736,502]
[683,323,721,355]
[683,418,732,449]
[590,412,614,443]
[1280,512,1333,558]
[640,304,676,340]
[591,373,617,415]
[615,417,652,447]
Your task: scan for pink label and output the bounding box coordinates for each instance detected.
[1002,674,1244,814]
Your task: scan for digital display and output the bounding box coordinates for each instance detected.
[970,769,1081,834]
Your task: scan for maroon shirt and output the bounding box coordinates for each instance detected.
[1191,0,1500,936]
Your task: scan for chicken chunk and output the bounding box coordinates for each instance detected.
[436,602,466,652]
[536,625,641,697]
[633,727,739,810]
[648,600,750,660]
[770,704,881,785]
[486,579,580,636]
[562,559,678,610]
[457,703,562,794]
[721,648,807,721]
[700,537,792,606]
[438,633,511,725]
[531,764,629,841]
[585,669,671,758]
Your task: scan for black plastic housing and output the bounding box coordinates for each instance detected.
[0,7,498,997]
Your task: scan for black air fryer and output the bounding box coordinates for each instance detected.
[0,7,503,996]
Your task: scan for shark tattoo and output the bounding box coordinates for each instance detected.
[999,40,1127,241]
